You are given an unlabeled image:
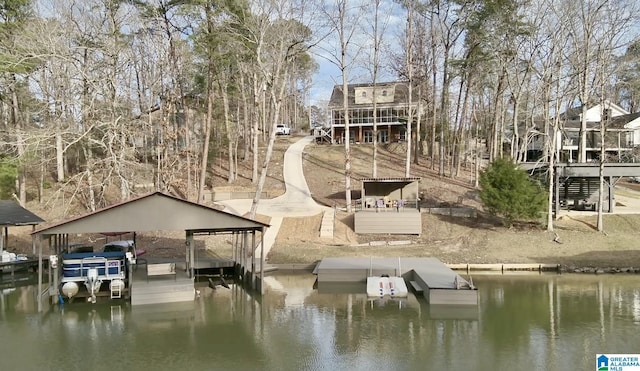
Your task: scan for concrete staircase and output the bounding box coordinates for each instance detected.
[320,209,334,238]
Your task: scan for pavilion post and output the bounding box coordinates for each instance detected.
[187,231,194,278]
[37,237,42,313]
[243,232,248,278]
[260,228,264,295]
[251,230,256,290]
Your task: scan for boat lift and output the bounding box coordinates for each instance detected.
[366,257,409,298]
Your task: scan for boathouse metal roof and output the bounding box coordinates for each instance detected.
[0,200,44,226]
[32,191,268,237]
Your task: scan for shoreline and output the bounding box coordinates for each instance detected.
[268,262,640,274]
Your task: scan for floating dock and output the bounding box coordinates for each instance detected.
[314,257,477,305]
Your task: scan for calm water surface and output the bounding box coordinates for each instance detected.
[1,273,640,370]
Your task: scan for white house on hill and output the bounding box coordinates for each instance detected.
[557,101,640,162]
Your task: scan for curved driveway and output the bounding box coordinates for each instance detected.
[218,136,328,257]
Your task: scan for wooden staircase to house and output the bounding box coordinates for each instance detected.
[313,127,332,144]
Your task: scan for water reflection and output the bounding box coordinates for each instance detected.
[0,272,639,370]
[0,273,39,317]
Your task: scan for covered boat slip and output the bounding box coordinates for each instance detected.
[315,257,478,305]
[32,192,269,312]
[130,257,238,306]
[0,200,44,274]
[129,261,195,306]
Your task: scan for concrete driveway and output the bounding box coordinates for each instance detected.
[218,136,328,258]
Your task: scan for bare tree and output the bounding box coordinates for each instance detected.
[403,0,415,177]
[320,0,365,212]
[222,1,315,218]
[363,0,392,178]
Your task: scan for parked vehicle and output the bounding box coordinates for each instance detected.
[276,124,291,135]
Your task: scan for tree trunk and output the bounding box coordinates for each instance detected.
[197,59,215,203]
[414,83,423,166]
[221,84,235,182]
[252,73,260,183]
[10,76,26,205]
[404,2,414,178]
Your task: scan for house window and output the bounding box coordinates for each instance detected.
[382,90,387,97]
[333,110,344,126]
[361,91,366,98]
[378,130,389,143]
[379,108,392,122]
[342,131,355,143]
[364,130,374,143]
[398,128,407,142]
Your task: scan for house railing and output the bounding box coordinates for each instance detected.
[355,198,418,212]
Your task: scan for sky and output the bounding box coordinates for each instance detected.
[307,1,406,107]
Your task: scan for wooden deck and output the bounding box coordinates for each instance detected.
[130,266,194,306]
[314,257,478,305]
[128,258,237,306]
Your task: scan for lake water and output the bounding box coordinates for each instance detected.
[1,272,639,370]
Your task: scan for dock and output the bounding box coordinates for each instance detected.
[129,258,235,306]
[0,258,39,275]
[314,257,478,305]
[130,273,195,306]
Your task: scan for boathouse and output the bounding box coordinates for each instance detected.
[0,201,44,273]
[32,191,269,312]
[354,177,422,235]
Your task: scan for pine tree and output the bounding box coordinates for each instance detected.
[479,157,547,226]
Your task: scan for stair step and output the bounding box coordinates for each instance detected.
[319,210,335,238]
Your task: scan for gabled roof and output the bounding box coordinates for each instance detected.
[560,112,640,130]
[615,112,640,128]
[561,120,601,129]
[328,81,411,107]
[0,200,44,226]
[559,100,629,121]
[33,191,268,236]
